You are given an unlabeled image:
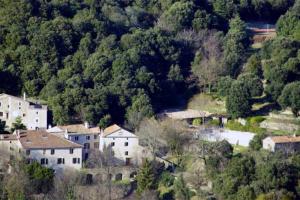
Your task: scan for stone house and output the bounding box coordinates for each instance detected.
[0,130,83,172]
[47,122,100,160]
[99,124,140,166]
[0,93,47,130]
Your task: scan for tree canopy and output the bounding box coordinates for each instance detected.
[0,0,296,125]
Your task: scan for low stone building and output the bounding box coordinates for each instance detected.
[263,135,300,153]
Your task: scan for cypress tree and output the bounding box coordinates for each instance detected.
[136,159,155,195]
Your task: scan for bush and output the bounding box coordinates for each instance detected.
[249,133,267,151]
[192,118,202,126]
[208,119,220,126]
[25,162,54,194]
[158,185,174,200]
[247,116,265,125]
[217,76,234,97]
[159,172,175,187]
[225,119,266,134]
[225,120,248,132]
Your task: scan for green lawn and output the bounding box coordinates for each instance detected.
[251,42,263,49]
[233,145,248,154]
[188,93,226,114]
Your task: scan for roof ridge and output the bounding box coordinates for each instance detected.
[50,132,83,147]
[19,130,82,149]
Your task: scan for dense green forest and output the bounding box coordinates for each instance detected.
[0,0,299,128]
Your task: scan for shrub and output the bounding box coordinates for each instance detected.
[159,172,175,187]
[247,116,265,125]
[25,162,54,194]
[208,119,220,126]
[249,133,267,151]
[217,76,234,97]
[225,119,266,134]
[225,120,247,132]
[192,118,202,126]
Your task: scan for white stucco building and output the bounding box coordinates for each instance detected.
[99,124,140,165]
[0,93,47,130]
[47,123,100,160]
[263,135,300,153]
[0,130,83,172]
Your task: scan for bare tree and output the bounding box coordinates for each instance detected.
[136,118,167,160]
[45,169,82,200]
[161,119,192,166]
[2,159,31,199]
[98,145,115,200]
[191,30,224,93]
[86,149,104,168]
[140,190,159,200]
[75,182,130,200]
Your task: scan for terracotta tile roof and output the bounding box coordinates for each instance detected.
[57,124,100,135]
[269,136,300,143]
[19,130,82,149]
[103,124,122,137]
[0,134,17,141]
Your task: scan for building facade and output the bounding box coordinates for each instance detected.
[47,123,100,160]
[263,136,300,153]
[0,93,47,130]
[99,124,139,165]
[0,130,83,172]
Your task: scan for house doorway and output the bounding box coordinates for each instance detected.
[125,158,131,165]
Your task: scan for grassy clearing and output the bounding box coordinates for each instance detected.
[225,117,266,134]
[251,42,263,49]
[233,145,248,154]
[188,93,226,114]
[260,110,300,134]
[268,129,300,135]
[265,117,300,125]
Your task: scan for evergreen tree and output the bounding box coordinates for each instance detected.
[174,175,191,200]
[136,159,155,195]
[98,114,112,129]
[226,81,251,118]
[217,76,234,97]
[278,81,300,116]
[237,73,263,97]
[249,133,267,151]
[11,116,26,132]
[224,16,248,77]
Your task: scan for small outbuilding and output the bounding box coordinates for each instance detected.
[263,135,300,153]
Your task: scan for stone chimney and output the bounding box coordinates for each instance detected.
[23,92,26,101]
[84,121,90,129]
